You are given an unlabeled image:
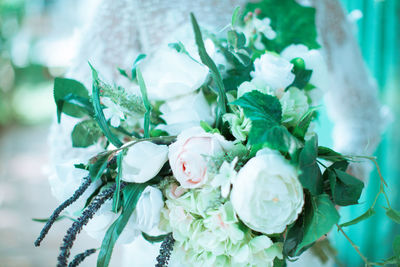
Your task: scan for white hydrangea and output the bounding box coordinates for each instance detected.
[280,87,309,127]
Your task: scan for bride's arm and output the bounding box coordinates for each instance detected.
[312,0,386,178]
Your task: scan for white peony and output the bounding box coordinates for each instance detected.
[168,127,233,189]
[251,53,295,91]
[158,90,214,135]
[230,148,304,234]
[280,44,328,90]
[141,48,209,100]
[122,141,168,183]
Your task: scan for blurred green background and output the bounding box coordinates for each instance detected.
[0,0,398,266]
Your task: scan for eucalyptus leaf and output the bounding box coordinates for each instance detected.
[339,208,376,228]
[385,207,400,224]
[297,194,340,253]
[71,119,103,148]
[97,183,147,267]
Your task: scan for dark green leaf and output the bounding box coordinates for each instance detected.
[131,54,147,80]
[292,110,314,140]
[385,207,400,224]
[333,169,364,206]
[53,78,90,122]
[89,64,123,148]
[136,68,152,138]
[142,232,169,244]
[317,147,346,162]
[97,183,147,267]
[244,0,320,52]
[283,212,305,257]
[297,194,340,252]
[89,152,112,182]
[191,13,227,129]
[112,153,123,213]
[298,135,323,195]
[71,119,103,148]
[289,57,313,89]
[393,235,400,255]
[339,208,376,228]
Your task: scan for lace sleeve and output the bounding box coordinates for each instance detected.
[312,0,387,178]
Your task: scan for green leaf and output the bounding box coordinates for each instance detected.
[112,153,123,213]
[385,207,400,224]
[244,0,320,52]
[283,213,305,257]
[142,232,169,244]
[292,109,315,140]
[32,215,73,223]
[332,169,364,206]
[339,208,376,228]
[131,54,146,80]
[191,13,227,129]
[71,119,103,148]
[118,68,129,78]
[393,235,400,255]
[318,146,346,162]
[227,30,246,50]
[53,78,90,122]
[289,57,313,89]
[90,63,123,148]
[200,120,220,134]
[89,152,112,182]
[297,194,340,253]
[97,183,147,267]
[231,6,241,27]
[298,135,323,195]
[136,68,152,138]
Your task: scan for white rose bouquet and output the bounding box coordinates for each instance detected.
[35,1,400,267]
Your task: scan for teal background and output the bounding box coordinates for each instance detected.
[317,0,400,265]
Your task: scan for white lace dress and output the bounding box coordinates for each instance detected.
[49,0,386,266]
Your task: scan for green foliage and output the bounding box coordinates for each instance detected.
[332,169,364,206]
[227,30,246,50]
[136,68,152,138]
[112,153,123,213]
[298,136,323,195]
[244,0,320,52]
[283,214,305,257]
[231,6,242,28]
[191,13,227,129]
[100,84,146,116]
[142,232,169,244]
[339,208,376,228]
[232,91,300,153]
[53,78,91,122]
[317,146,346,162]
[385,207,400,224]
[297,194,340,253]
[200,120,220,134]
[289,58,313,89]
[97,183,147,267]
[90,64,123,147]
[292,109,315,140]
[131,54,147,81]
[71,119,103,148]
[89,152,112,182]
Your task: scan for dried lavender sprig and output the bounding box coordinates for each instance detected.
[155,233,175,267]
[34,176,92,247]
[57,182,127,267]
[68,248,97,267]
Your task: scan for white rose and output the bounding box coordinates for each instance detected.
[231,148,304,234]
[85,186,163,243]
[280,44,328,90]
[280,87,309,127]
[122,141,168,183]
[168,127,233,189]
[158,90,214,135]
[251,53,295,90]
[141,48,209,100]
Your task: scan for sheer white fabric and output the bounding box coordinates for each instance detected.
[49,0,385,266]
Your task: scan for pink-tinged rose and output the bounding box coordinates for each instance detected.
[168,127,233,189]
